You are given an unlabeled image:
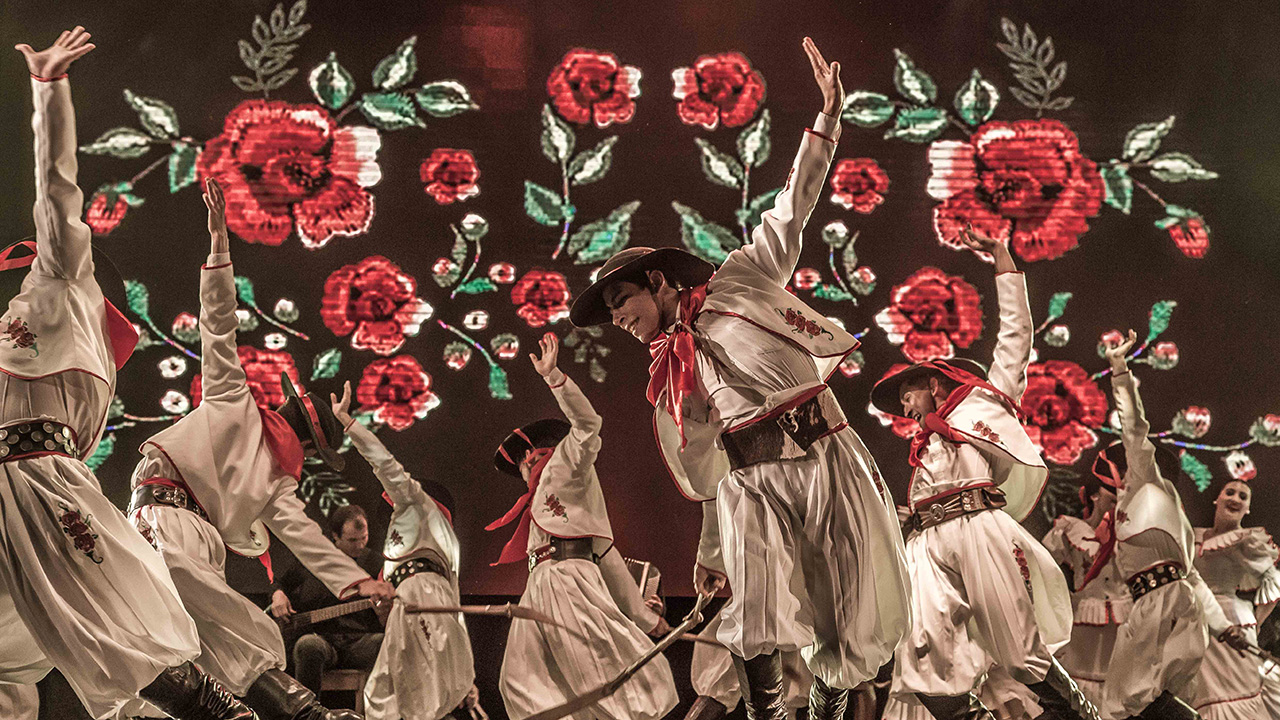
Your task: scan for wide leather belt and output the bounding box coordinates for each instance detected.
[0,420,78,462]
[1127,562,1187,602]
[722,387,847,471]
[386,556,449,588]
[129,481,209,522]
[908,486,1007,532]
[528,536,598,572]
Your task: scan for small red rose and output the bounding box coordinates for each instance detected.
[671,52,766,130]
[419,149,480,205]
[1167,217,1210,258]
[85,192,129,236]
[356,355,439,431]
[322,256,432,356]
[1022,360,1108,465]
[190,347,302,409]
[511,269,571,328]
[546,49,642,128]
[829,158,890,214]
[875,267,983,362]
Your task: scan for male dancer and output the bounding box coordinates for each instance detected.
[869,228,1093,720]
[127,178,393,720]
[0,29,261,720]
[569,38,910,720]
[329,381,476,720]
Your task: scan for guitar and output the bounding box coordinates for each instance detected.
[270,598,378,645]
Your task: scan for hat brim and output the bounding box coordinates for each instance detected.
[869,358,990,417]
[569,247,715,327]
[493,419,571,477]
[280,372,345,472]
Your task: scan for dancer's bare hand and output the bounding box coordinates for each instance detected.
[960,225,1016,273]
[649,615,672,637]
[694,564,727,597]
[269,589,295,619]
[529,332,560,378]
[358,578,396,604]
[803,37,843,116]
[203,178,229,254]
[1219,625,1251,655]
[1105,329,1138,372]
[330,381,355,429]
[15,27,94,79]
[644,595,666,617]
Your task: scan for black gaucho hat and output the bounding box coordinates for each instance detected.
[276,372,345,472]
[569,246,715,327]
[1092,438,1184,487]
[0,238,129,313]
[493,419,571,477]
[869,358,990,417]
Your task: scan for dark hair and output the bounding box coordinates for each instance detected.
[327,504,367,538]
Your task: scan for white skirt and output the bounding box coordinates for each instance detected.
[690,607,812,711]
[1190,595,1266,720]
[0,455,199,719]
[1102,579,1207,719]
[364,570,475,720]
[716,428,910,689]
[499,558,678,720]
[1057,622,1120,705]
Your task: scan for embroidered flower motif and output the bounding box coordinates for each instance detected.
[321,256,432,355]
[544,493,569,522]
[829,158,890,213]
[2,317,38,353]
[419,149,480,205]
[672,52,766,130]
[85,192,130,236]
[356,355,440,431]
[875,267,983,362]
[1012,544,1032,594]
[58,503,102,564]
[777,307,834,340]
[1167,216,1210,258]
[971,420,1002,444]
[546,49,642,128]
[134,515,158,550]
[1022,360,1108,465]
[420,619,433,643]
[511,269,572,328]
[388,528,404,548]
[1116,509,1129,525]
[190,347,302,409]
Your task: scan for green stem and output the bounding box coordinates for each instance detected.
[450,233,482,301]
[739,165,752,244]
[552,161,572,259]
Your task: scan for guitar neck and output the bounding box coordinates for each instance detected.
[294,598,376,627]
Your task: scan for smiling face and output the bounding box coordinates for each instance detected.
[1215,480,1252,527]
[602,278,664,344]
[898,376,937,422]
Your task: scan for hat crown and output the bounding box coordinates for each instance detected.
[599,246,656,277]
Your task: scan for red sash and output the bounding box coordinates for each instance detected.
[647,285,708,448]
[259,407,303,480]
[1079,511,1117,590]
[485,447,555,566]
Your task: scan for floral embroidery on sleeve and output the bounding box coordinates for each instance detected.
[1,317,39,356]
[544,493,569,523]
[777,307,835,341]
[59,503,103,564]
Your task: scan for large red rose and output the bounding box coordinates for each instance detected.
[1022,360,1108,465]
[830,158,889,213]
[197,100,381,249]
[511,269,571,327]
[190,346,302,409]
[419,149,480,205]
[85,192,129,236]
[356,355,439,431]
[875,267,983,362]
[546,49,641,128]
[322,256,432,355]
[928,119,1104,262]
[671,52,766,130]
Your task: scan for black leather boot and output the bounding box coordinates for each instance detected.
[917,692,997,720]
[808,676,850,720]
[1025,658,1100,720]
[731,652,788,720]
[1132,691,1201,720]
[137,662,258,720]
[683,695,729,720]
[241,668,361,720]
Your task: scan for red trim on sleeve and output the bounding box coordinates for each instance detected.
[201,262,232,270]
[804,127,835,144]
[343,417,358,432]
[339,577,372,600]
[995,270,1024,276]
[547,375,568,389]
[1112,370,1130,378]
[31,73,68,83]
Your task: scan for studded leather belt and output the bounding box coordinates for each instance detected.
[0,420,79,462]
[1127,562,1187,602]
[908,486,1007,532]
[386,556,449,589]
[528,536,597,572]
[722,386,848,472]
[128,480,209,522]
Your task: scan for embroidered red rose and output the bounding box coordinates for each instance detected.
[190,346,302,409]
[511,269,571,328]
[197,99,380,248]
[546,49,642,128]
[4,318,37,349]
[419,149,480,205]
[928,119,1105,262]
[321,256,432,355]
[672,52,766,130]
[829,158,890,213]
[74,534,95,552]
[544,493,568,521]
[85,192,129,236]
[875,267,983,362]
[356,355,439,431]
[1149,341,1179,370]
[1022,360,1108,465]
[60,511,80,526]
[1167,217,1210,258]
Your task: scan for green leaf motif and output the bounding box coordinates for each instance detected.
[588,357,607,383]
[1181,452,1212,492]
[1250,417,1280,447]
[1146,300,1176,342]
[356,92,425,131]
[524,181,572,226]
[1046,291,1073,320]
[123,89,180,139]
[841,91,895,128]
[1122,116,1175,163]
[1162,204,1199,219]
[311,348,342,380]
[125,279,151,320]
[308,52,355,110]
[1100,165,1133,215]
[672,201,737,265]
[80,127,152,159]
[736,109,771,168]
[841,242,859,283]
[234,275,257,306]
[953,69,999,125]
[373,36,418,90]
[884,106,948,143]
[1149,152,1218,183]
[167,143,200,194]
[415,81,479,118]
[571,201,641,264]
[568,136,618,186]
[814,284,853,302]
[85,433,115,472]
[455,277,498,294]
[489,364,513,400]
[540,104,576,165]
[735,188,781,232]
[892,49,937,105]
[695,138,745,188]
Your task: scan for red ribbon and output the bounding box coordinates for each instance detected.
[646,285,708,448]
[1079,510,1117,590]
[259,407,303,480]
[485,447,555,566]
[907,361,1024,468]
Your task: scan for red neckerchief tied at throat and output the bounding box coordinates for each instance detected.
[647,285,708,448]
[485,447,555,566]
[907,361,1024,468]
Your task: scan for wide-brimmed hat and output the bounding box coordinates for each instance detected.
[569,246,715,327]
[0,238,128,313]
[869,358,990,417]
[276,372,345,472]
[1092,438,1183,486]
[493,419,571,477]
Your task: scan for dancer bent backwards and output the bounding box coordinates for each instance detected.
[1041,468,1131,705]
[1095,330,1243,720]
[1189,480,1279,719]
[328,382,477,720]
[0,29,263,720]
[569,38,910,720]
[492,333,678,720]
[126,179,393,720]
[870,229,1094,720]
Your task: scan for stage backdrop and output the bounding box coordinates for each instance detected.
[2,0,1278,597]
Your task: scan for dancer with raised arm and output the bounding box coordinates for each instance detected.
[569,38,909,720]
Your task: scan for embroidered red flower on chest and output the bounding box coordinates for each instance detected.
[778,307,833,340]
[2,318,37,350]
[1012,544,1032,594]
[544,493,569,522]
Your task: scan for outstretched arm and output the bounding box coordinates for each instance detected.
[331,382,439,514]
[1107,330,1162,492]
[962,228,1030,398]
[197,179,249,402]
[531,332,602,473]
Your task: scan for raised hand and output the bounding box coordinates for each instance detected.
[803,37,843,116]
[1105,329,1138,367]
[961,224,1016,273]
[15,27,95,79]
[329,381,355,429]
[203,178,230,254]
[529,332,559,378]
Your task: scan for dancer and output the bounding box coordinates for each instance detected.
[1189,479,1280,719]
[328,381,477,720]
[0,28,263,720]
[870,228,1093,720]
[127,177,393,720]
[568,37,909,720]
[491,333,678,720]
[686,612,815,720]
[1095,330,1243,720]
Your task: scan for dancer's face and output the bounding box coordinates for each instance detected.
[602,278,663,344]
[1215,480,1251,525]
[898,377,936,422]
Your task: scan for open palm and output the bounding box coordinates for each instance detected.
[15,26,94,79]
[803,36,843,115]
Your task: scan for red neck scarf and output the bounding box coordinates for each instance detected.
[907,361,1025,468]
[258,407,304,480]
[647,285,708,448]
[1078,455,1124,589]
[485,447,555,566]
